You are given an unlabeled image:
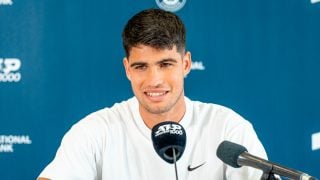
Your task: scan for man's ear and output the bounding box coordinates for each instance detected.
[123,57,131,81]
[183,51,192,77]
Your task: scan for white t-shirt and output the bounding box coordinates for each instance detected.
[39,97,267,180]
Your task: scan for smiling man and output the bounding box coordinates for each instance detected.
[123,45,191,129]
[38,8,267,180]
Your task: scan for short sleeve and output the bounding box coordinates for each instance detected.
[39,118,102,180]
[223,113,267,179]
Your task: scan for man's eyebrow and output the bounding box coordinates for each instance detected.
[130,58,178,67]
[157,58,178,64]
[130,61,147,67]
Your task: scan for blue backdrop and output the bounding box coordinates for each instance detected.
[0,0,319,179]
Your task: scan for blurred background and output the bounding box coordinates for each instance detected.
[0,0,319,179]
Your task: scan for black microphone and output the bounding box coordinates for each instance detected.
[151,121,186,163]
[216,140,318,180]
[151,121,187,180]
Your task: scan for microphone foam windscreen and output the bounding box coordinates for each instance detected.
[151,121,186,164]
[216,140,248,168]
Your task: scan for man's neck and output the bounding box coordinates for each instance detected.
[139,98,186,129]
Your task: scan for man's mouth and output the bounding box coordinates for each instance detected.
[145,91,168,97]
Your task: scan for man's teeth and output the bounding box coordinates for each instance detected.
[146,92,166,97]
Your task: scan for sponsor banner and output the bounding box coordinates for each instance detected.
[191,61,205,71]
[312,132,320,151]
[311,0,320,4]
[0,135,32,153]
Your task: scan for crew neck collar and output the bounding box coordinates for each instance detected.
[131,96,193,141]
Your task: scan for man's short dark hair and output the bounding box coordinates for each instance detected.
[122,8,186,57]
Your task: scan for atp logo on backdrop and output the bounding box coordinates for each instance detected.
[0,0,13,5]
[155,0,187,12]
[0,58,22,82]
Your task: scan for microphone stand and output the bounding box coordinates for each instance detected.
[261,171,277,180]
[260,165,278,180]
[172,147,179,180]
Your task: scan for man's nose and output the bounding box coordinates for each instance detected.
[146,67,164,87]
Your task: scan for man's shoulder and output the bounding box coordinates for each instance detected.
[88,96,136,115]
[186,97,249,125]
[75,97,137,127]
[186,97,235,114]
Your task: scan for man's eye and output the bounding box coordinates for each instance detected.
[134,65,147,70]
[160,63,172,68]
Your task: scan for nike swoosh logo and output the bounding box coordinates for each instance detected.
[187,162,206,171]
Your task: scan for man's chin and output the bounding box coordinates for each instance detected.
[147,107,167,114]
[143,104,171,115]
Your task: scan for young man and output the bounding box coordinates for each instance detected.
[38,8,267,180]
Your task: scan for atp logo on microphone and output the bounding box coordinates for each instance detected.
[155,123,183,137]
[0,58,22,82]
